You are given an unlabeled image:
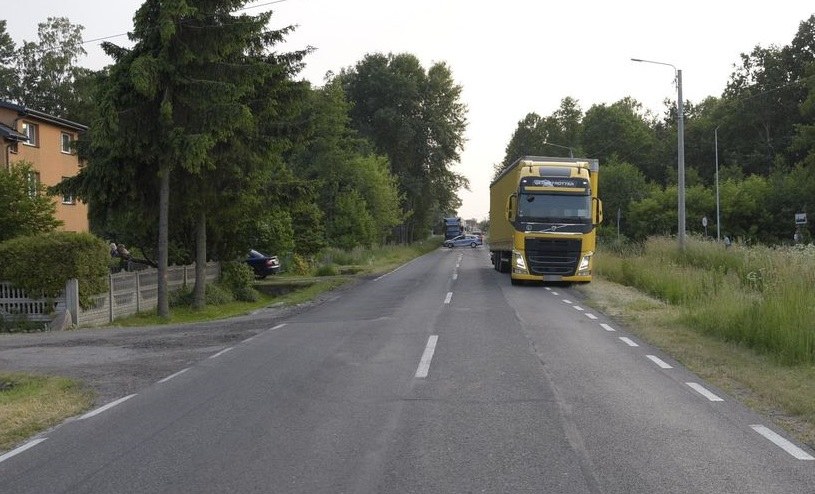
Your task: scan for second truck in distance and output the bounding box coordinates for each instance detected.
[489,156,603,284]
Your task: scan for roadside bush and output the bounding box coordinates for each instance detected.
[0,232,109,308]
[315,264,338,276]
[168,283,236,307]
[287,253,313,276]
[219,261,259,302]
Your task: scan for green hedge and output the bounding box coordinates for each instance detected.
[0,232,110,308]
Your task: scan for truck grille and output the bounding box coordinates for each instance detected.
[524,238,581,276]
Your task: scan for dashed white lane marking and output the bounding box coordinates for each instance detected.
[444,292,453,304]
[271,323,287,330]
[573,305,584,311]
[0,438,47,464]
[601,323,616,332]
[79,394,137,420]
[415,335,439,378]
[686,382,724,402]
[545,287,552,291]
[452,273,458,280]
[551,291,559,296]
[209,347,233,359]
[563,299,573,304]
[585,313,598,320]
[619,337,639,347]
[750,425,815,460]
[646,355,673,369]
[158,368,190,383]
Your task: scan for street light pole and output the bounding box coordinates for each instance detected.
[714,125,721,242]
[631,58,686,249]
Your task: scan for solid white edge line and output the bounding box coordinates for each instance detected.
[585,313,598,320]
[0,438,47,464]
[686,382,724,402]
[646,355,673,369]
[158,368,190,383]
[750,425,815,460]
[209,347,233,359]
[573,305,584,311]
[601,323,616,332]
[79,394,137,420]
[619,337,639,347]
[271,323,287,330]
[415,335,439,378]
[444,292,453,304]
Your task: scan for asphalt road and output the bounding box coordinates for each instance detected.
[1,247,814,493]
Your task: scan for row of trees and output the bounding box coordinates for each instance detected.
[498,15,815,244]
[0,2,469,315]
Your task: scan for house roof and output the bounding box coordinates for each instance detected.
[0,121,28,142]
[0,100,88,132]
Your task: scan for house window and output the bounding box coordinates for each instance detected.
[27,171,40,197]
[61,176,75,204]
[60,132,73,154]
[21,122,39,147]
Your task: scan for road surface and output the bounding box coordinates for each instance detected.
[1,247,813,493]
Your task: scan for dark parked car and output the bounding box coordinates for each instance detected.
[245,249,281,279]
[443,234,483,248]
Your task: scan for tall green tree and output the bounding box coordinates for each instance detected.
[0,20,16,102]
[287,79,401,249]
[582,98,660,183]
[498,98,586,177]
[10,17,87,119]
[722,15,815,175]
[340,53,468,242]
[61,0,303,314]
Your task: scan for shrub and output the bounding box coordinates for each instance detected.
[168,283,236,307]
[0,232,109,308]
[219,261,259,301]
[315,264,338,276]
[204,283,234,305]
[288,253,312,276]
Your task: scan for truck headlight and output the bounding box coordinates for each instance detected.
[578,252,593,275]
[513,250,528,273]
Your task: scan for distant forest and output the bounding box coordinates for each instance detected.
[499,15,815,245]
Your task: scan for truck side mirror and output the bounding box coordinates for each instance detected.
[594,198,604,225]
[506,194,517,222]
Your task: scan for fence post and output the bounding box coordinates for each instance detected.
[65,278,79,326]
[135,271,141,313]
[108,273,114,323]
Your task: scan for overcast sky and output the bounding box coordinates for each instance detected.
[7,1,814,220]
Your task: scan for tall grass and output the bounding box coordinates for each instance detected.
[597,236,815,365]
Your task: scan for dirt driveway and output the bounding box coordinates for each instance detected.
[0,294,334,406]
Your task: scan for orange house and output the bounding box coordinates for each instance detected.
[0,101,89,232]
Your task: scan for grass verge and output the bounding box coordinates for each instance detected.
[0,373,94,452]
[576,278,815,449]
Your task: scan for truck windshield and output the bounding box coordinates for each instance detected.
[517,193,591,222]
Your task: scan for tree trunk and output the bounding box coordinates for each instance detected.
[157,164,170,318]
[192,209,207,310]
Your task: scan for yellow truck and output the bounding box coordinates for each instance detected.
[489,156,603,284]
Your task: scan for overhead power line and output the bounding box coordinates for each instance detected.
[81,0,290,46]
